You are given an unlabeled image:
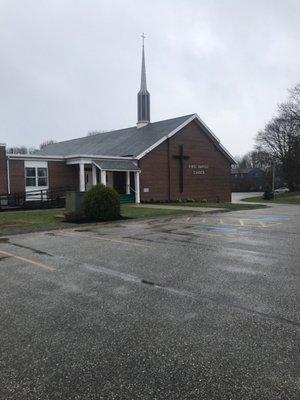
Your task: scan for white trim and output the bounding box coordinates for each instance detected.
[134,171,140,204]
[101,170,107,186]
[95,168,140,172]
[92,164,97,185]
[7,153,135,161]
[136,114,196,159]
[79,162,85,191]
[6,159,10,194]
[66,158,93,165]
[24,160,48,168]
[24,160,49,192]
[135,113,236,164]
[126,171,130,195]
[0,143,6,147]
[7,154,64,161]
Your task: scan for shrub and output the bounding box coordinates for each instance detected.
[263,189,274,200]
[83,184,120,221]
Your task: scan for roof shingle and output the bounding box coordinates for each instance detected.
[37,115,194,158]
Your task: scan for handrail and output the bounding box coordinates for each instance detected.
[129,186,136,194]
[0,186,75,211]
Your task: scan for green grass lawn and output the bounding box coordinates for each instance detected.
[0,200,267,236]
[242,191,300,205]
[0,205,194,236]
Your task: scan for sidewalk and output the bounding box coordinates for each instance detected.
[131,204,224,212]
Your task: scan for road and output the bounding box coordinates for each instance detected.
[0,203,299,399]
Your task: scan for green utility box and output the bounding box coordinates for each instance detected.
[65,191,85,213]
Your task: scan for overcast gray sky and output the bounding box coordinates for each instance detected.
[0,0,299,155]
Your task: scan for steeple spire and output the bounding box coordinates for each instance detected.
[137,33,150,128]
[140,33,147,91]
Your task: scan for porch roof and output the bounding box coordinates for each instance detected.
[92,159,140,172]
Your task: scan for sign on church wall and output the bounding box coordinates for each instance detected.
[188,164,209,175]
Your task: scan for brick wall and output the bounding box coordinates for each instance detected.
[48,161,78,190]
[139,120,232,202]
[9,160,25,193]
[139,140,170,201]
[0,146,8,194]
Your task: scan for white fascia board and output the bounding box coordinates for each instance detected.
[193,115,236,163]
[92,165,141,173]
[66,158,92,165]
[136,113,235,164]
[0,143,6,146]
[7,154,64,161]
[67,156,138,165]
[136,114,197,160]
[217,143,237,165]
[7,153,135,161]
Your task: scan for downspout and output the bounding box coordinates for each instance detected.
[7,158,10,194]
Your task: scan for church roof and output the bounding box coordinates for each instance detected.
[37,114,193,158]
[92,159,140,172]
[36,113,235,163]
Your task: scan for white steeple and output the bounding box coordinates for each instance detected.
[137,33,150,128]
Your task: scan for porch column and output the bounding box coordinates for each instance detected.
[101,170,107,186]
[79,162,85,192]
[126,171,130,195]
[92,164,97,186]
[134,171,140,204]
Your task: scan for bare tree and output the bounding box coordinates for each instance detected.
[235,150,273,171]
[39,139,56,149]
[255,83,300,190]
[7,146,30,154]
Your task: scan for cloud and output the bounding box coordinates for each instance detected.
[0,0,299,155]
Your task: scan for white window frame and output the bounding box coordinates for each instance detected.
[24,161,48,192]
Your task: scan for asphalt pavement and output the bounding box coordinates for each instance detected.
[0,202,299,399]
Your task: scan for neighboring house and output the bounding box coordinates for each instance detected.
[0,42,235,204]
[231,167,267,192]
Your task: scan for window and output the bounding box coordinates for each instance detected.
[37,168,48,186]
[26,168,36,187]
[26,167,48,187]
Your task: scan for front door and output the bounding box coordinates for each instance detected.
[113,171,126,194]
[85,169,93,191]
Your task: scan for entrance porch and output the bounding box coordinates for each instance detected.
[67,158,141,203]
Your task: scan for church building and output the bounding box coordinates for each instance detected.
[0,40,235,204]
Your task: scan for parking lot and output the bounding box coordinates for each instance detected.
[0,203,299,399]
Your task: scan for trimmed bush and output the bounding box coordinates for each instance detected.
[83,184,120,221]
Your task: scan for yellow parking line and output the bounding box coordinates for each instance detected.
[219,219,224,224]
[0,250,55,272]
[57,231,151,248]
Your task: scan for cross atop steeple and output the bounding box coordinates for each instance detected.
[137,33,150,127]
